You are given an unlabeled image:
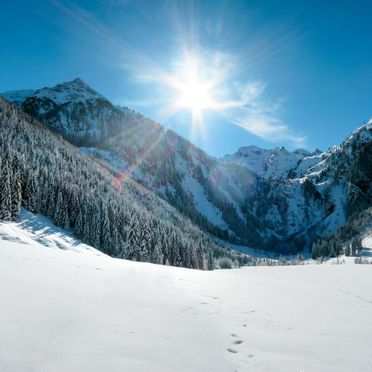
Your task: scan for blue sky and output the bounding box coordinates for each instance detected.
[1,0,371,157]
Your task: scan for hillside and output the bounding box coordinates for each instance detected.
[0,97,247,268]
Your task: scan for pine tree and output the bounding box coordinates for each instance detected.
[74,205,84,238]
[126,216,139,260]
[196,244,204,269]
[23,172,39,213]
[54,190,64,227]
[10,168,22,221]
[89,201,101,247]
[152,241,163,264]
[0,158,11,221]
[207,251,214,270]
[100,207,112,255]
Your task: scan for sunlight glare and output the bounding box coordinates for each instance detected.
[171,54,218,114]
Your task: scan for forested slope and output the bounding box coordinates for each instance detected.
[0,98,248,269]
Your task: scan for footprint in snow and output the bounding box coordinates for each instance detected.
[233,339,244,345]
[228,333,244,354]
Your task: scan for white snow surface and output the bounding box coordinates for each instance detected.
[1,213,372,371]
[0,209,105,256]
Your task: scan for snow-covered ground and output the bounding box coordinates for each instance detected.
[1,214,372,372]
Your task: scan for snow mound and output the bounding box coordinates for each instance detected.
[0,209,105,256]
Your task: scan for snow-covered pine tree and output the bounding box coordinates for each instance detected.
[23,171,39,213]
[152,241,164,264]
[89,200,101,247]
[10,167,22,220]
[100,206,113,255]
[137,219,150,262]
[74,206,84,238]
[126,216,140,260]
[54,190,64,227]
[0,156,11,221]
[207,251,214,270]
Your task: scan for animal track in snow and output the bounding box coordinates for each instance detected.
[233,339,243,345]
[227,332,245,355]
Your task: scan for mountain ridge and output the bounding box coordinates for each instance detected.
[2,79,372,255]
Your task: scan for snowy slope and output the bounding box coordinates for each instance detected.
[1,218,372,371]
[0,209,106,256]
[223,145,317,179]
[182,175,228,229]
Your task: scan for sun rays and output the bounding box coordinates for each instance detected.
[48,0,306,149]
[169,54,217,113]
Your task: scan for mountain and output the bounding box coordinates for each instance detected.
[2,78,143,146]
[2,79,372,256]
[2,79,260,247]
[0,96,249,268]
[243,120,372,252]
[223,145,322,179]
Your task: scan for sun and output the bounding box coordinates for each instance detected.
[169,53,218,114]
[176,76,215,112]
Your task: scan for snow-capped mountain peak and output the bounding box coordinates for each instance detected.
[1,78,105,107]
[222,145,313,179]
[30,77,106,105]
[1,79,127,146]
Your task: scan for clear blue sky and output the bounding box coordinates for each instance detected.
[1,0,371,157]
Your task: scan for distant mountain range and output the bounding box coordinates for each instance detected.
[1,78,372,259]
